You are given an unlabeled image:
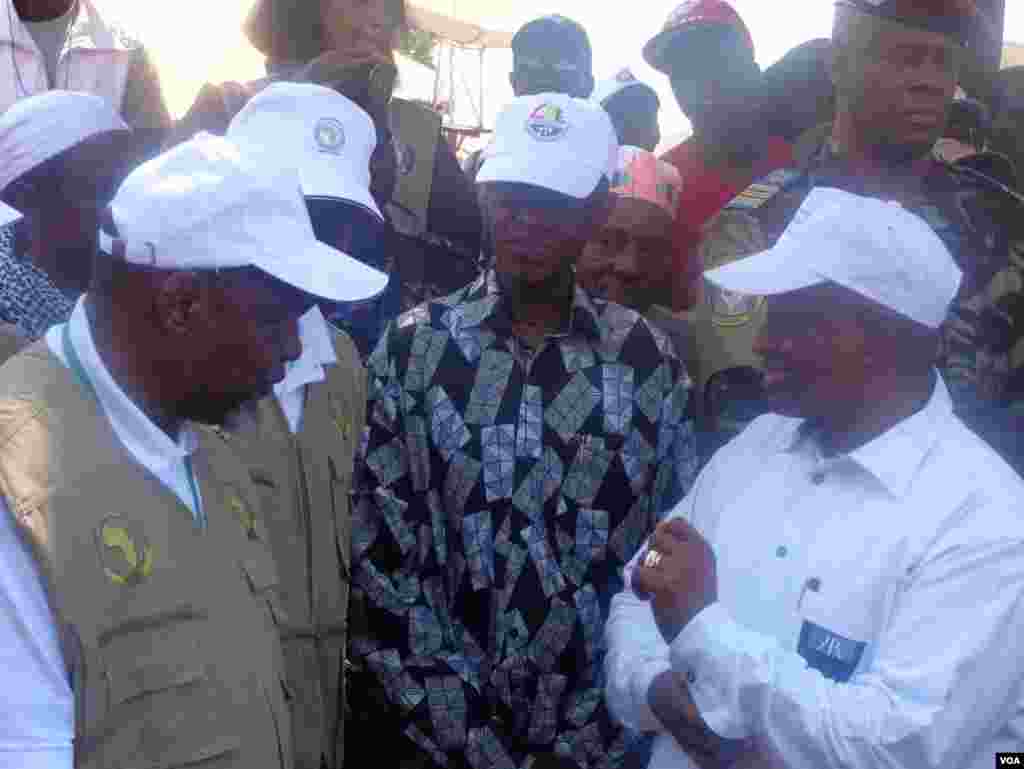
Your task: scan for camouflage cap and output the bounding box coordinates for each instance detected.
[835,0,979,45]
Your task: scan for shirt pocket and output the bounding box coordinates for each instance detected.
[796,583,875,683]
[96,603,243,769]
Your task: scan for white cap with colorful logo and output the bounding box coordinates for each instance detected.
[478,93,618,199]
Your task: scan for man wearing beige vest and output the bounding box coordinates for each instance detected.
[214,82,389,769]
[0,131,369,768]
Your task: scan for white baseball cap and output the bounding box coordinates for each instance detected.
[100,132,388,303]
[592,68,659,108]
[226,82,382,220]
[705,187,962,329]
[0,201,21,228]
[0,91,129,194]
[478,93,618,199]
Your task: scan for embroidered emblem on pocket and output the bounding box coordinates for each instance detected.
[96,515,154,586]
[797,621,867,683]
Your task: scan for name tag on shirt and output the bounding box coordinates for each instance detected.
[797,620,867,683]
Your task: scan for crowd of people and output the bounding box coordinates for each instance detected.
[0,0,1023,768]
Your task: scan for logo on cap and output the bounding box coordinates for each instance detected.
[315,117,346,154]
[526,103,569,142]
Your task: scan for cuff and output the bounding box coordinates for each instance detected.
[668,602,748,740]
[631,658,673,733]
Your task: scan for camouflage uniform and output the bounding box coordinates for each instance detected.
[697,134,1024,466]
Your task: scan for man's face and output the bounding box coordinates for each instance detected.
[511,54,591,99]
[665,26,759,136]
[10,130,136,293]
[483,183,605,295]
[607,89,661,153]
[177,270,311,425]
[579,196,674,313]
[753,284,871,420]
[839,19,959,161]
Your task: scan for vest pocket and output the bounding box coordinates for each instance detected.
[117,735,242,769]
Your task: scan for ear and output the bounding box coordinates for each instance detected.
[509,71,517,93]
[153,271,208,338]
[580,72,595,100]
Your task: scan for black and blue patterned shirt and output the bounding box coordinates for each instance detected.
[351,271,696,769]
[0,223,73,341]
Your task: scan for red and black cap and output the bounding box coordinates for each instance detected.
[835,0,979,46]
[643,0,754,74]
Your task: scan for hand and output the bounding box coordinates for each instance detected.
[648,670,751,769]
[297,50,397,118]
[634,518,717,643]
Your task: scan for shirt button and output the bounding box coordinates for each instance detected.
[686,670,697,685]
[776,545,788,558]
[811,470,826,485]
[807,577,822,592]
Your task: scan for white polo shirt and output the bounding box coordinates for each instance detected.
[606,374,1024,769]
[0,298,203,768]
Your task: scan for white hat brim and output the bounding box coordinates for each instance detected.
[300,162,382,220]
[704,241,824,296]
[0,201,22,228]
[254,239,389,303]
[477,153,604,199]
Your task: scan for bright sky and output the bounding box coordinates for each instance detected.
[98,0,1024,145]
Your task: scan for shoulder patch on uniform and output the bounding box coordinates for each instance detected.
[726,168,801,211]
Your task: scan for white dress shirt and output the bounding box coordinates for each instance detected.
[606,375,1024,769]
[273,307,337,434]
[0,298,204,768]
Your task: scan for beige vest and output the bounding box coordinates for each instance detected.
[211,331,366,769]
[0,0,135,112]
[0,342,294,769]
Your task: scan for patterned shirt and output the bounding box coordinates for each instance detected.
[0,223,73,341]
[351,272,696,769]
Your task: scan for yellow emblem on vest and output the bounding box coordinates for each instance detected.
[96,515,153,586]
[229,493,257,539]
[331,398,351,442]
[710,285,766,328]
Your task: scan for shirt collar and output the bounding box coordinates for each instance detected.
[66,297,197,473]
[783,373,951,498]
[469,270,606,342]
[274,306,336,398]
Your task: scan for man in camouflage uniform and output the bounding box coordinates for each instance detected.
[696,0,1024,467]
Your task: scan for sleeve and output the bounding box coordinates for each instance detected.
[652,355,698,516]
[0,496,74,769]
[670,533,1024,768]
[349,323,487,767]
[119,46,171,161]
[604,455,713,736]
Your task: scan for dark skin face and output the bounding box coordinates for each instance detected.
[321,0,404,60]
[4,130,138,297]
[579,196,674,313]
[663,26,760,138]
[753,284,875,422]
[604,88,661,152]
[481,182,609,304]
[836,17,959,163]
[160,268,312,427]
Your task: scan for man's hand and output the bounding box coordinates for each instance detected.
[648,670,751,769]
[634,518,717,643]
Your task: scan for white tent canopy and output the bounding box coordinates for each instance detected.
[407,5,513,49]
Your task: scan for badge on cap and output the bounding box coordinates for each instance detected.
[525,103,570,142]
[315,117,346,154]
[96,515,154,586]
